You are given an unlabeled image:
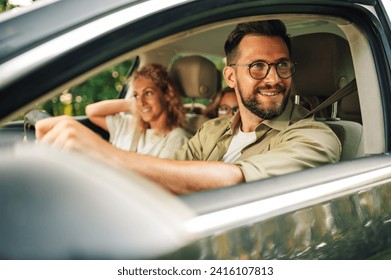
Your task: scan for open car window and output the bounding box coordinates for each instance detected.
[28,59,135,118]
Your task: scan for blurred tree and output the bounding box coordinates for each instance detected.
[40,60,134,116]
[0,0,10,12]
[0,0,30,11]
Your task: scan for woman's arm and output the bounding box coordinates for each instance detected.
[85,99,134,130]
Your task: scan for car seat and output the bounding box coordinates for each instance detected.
[291,33,364,160]
[170,55,219,135]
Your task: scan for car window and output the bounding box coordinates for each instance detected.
[34,59,135,117]
[27,54,223,118]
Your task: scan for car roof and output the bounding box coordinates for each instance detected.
[0,0,143,64]
[0,0,376,64]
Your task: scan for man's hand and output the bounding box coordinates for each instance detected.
[35,116,244,194]
[35,115,109,154]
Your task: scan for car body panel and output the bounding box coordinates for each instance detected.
[0,144,199,259]
[175,155,391,259]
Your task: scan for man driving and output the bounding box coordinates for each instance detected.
[36,20,341,194]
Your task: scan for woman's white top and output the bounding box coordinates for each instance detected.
[106,113,189,158]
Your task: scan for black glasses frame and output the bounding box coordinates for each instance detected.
[230,60,296,80]
[217,105,239,115]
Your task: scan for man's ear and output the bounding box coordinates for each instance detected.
[223,66,236,88]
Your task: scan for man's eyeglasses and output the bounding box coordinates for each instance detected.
[230,60,296,80]
[218,105,239,115]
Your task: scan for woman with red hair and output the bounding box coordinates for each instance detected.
[86,64,189,158]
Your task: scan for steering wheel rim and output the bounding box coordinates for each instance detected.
[23,109,52,141]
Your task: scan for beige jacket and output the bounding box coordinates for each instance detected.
[173,100,341,182]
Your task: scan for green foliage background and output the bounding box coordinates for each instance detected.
[0,0,11,12]
[39,61,134,117]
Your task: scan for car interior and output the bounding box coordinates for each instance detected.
[0,13,380,165]
[290,32,364,160]
[0,8,384,177]
[170,55,219,135]
[113,15,377,161]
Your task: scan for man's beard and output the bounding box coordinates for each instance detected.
[237,81,290,120]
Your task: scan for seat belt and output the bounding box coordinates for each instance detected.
[300,78,357,119]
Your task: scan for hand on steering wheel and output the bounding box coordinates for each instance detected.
[24,109,52,141]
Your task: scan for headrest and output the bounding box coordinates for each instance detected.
[291,33,354,98]
[170,55,218,99]
[339,89,362,123]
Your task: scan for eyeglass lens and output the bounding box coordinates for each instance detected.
[249,60,295,79]
[218,105,239,115]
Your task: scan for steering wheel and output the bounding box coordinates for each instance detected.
[24,109,52,141]
[23,109,110,142]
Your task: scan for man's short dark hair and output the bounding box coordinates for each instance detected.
[224,20,291,65]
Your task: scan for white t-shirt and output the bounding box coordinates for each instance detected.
[222,127,257,163]
[106,113,136,151]
[106,113,189,158]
